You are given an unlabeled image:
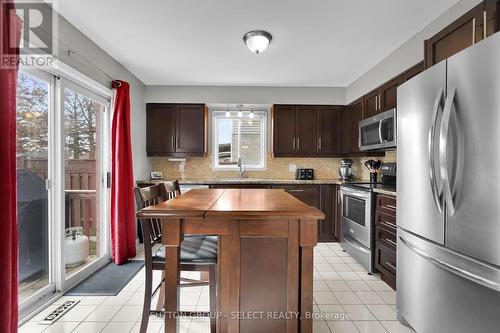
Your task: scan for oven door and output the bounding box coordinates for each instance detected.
[359,109,396,151]
[340,186,372,248]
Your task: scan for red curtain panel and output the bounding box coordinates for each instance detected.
[0,1,22,331]
[111,81,136,264]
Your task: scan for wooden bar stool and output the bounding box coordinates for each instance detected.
[134,181,217,333]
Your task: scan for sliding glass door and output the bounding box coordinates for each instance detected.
[16,69,55,305]
[16,69,112,315]
[61,80,110,283]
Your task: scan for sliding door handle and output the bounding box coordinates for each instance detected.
[439,87,457,216]
[428,88,444,213]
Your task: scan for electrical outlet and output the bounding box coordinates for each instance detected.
[288,164,297,172]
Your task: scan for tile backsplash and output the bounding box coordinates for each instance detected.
[150,150,396,181]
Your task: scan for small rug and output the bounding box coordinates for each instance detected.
[65,260,144,296]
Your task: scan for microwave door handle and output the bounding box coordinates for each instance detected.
[378,120,384,143]
[429,88,444,213]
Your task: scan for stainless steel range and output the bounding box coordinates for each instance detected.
[339,163,396,273]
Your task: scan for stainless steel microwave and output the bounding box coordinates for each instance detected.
[359,108,396,151]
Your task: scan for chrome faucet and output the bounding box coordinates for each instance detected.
[237,157,245,179]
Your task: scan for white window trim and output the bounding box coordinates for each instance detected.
[211,110,268,171]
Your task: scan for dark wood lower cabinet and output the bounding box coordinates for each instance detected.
[374,193,397,290]
[375,243,396,290]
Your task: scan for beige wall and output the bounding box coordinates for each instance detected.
[150,150,396,182]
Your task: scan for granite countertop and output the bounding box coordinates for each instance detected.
[136,178,369,186]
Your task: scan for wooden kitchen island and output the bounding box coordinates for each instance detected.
[137,188,324,333]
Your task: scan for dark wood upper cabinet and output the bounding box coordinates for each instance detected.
[425,1,499,68]
[380,76,402,112]
[363,76,402,119]
[295,105,319,155]
[146,103,176,155]
[363,90,380,119]
[273,104,342,157]
[318,106,342,155]
[273,105,297,156]
[342,98,363,154]
[401,61,424,82]
[146,103,206,157]
[485,0,499,35]
[175,104,206,154]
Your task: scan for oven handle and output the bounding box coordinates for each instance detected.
[340,187,370,199]
[343,235,370,254]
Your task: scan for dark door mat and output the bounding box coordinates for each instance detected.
[65,260,144,296]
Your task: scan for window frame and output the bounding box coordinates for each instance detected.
[211,110,268,171]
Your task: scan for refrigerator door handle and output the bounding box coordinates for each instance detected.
[439,87,457,216]
[400,236,500,292]
[428,88,444,213]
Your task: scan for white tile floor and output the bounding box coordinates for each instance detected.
[19,242,415,333]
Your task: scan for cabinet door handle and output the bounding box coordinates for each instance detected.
[289,189,304,193]
[384,261,396,271]
[318,137,322,151]
[379,221,396,229]
[171,137,174,150]
[379,93,382,110]
[375,95,378,111]
[483,10,487,39]
[292,137,296,150]
[385,204,397,210]
[297,137,300,150]
[385,238,397,247]
[472,17,476,44]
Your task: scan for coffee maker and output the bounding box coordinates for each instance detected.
[338,159,354,180]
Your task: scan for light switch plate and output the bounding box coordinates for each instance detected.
[288,164,297,172]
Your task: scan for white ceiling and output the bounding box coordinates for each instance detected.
[58,0,461,87]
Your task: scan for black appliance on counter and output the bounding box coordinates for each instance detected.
[295,168,314,180]
[339,163,396,273]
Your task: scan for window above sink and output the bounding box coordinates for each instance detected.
[211,107,268,170]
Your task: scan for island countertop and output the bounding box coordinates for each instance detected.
[137,188,325,333]
[139,188,325,219]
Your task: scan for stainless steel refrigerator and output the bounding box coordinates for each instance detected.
[397,32,500,332]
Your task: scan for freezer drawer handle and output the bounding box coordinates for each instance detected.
[400,236,500,292]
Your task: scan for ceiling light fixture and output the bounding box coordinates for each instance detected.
[249,111,255,119]
[243,30,272,54]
